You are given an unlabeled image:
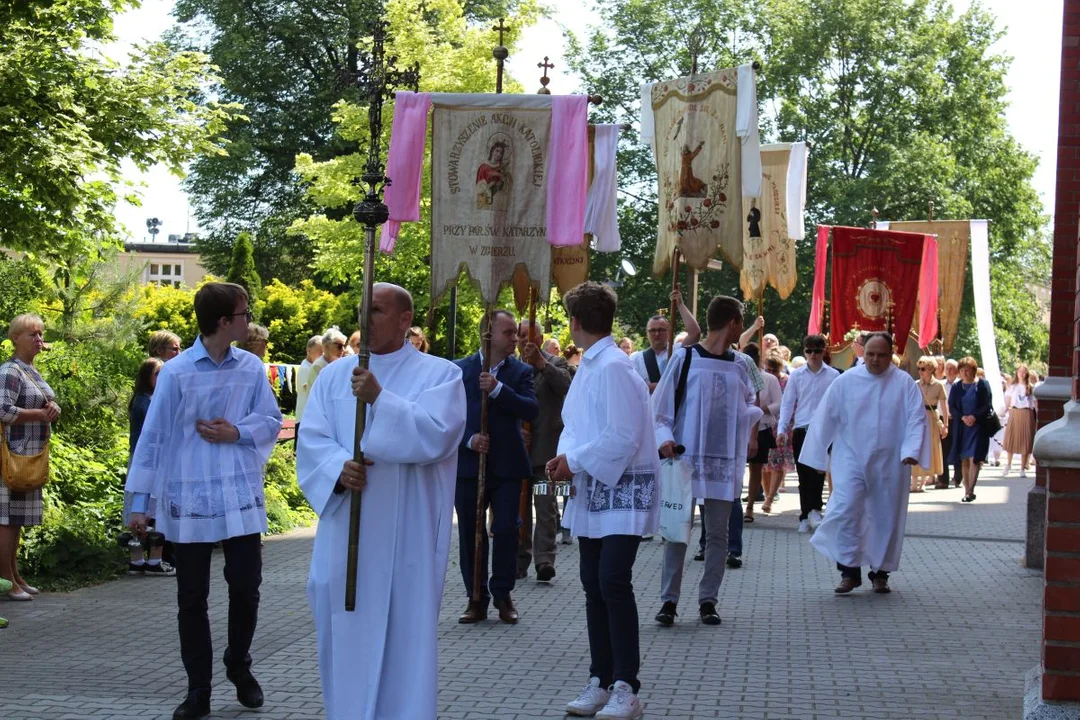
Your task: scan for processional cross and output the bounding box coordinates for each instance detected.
[344,20,421,612]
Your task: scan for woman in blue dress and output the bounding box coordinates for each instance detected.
[947,356,993,503]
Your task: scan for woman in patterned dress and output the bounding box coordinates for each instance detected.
[0,314,60,602]
[762,354,794,513]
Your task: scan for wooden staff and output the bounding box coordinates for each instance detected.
[668,247,680,356]
[758,292,765,350]
[518,288,537,549]
[472,307,494,604]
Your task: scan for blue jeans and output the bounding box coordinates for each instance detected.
[579,535,642,693]
[455,476,520,604]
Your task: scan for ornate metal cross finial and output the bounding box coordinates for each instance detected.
[688,24,706,75]
[352,20,421,228]
[538,56,554,95]
[492,18,510,93]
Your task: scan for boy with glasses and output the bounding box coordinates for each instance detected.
[776,334,839,533]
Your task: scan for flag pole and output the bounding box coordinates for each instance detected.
[345,20,420,612]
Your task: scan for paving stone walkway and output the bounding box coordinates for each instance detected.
[0,465,1042,719]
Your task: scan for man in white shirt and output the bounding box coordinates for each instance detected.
[776,334,840,533]
[127,282,283,720]
[652,296,762,628]
[800,333,927,594]
[297,283,467,720]
[851,332,867,366]
[547,281,659,720]
[629,288,701,392]
[294,334,323,427]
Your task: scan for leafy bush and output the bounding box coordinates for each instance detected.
[133,282,200,348]
[263,443,316,534]
[257,279,345,362]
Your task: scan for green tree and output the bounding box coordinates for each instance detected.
[257,279,346,362]
[566,0,1050,365]
[172,0,519,288]
[290,0,539,353]
[0,0,241,257]
[226,232,263,303]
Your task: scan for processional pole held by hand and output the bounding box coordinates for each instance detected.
[345,20,421,612]
[472,18,511,605]
[519,286,538,546]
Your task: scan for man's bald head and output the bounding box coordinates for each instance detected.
[373,282,413,313]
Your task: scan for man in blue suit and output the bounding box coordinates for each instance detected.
[455,309,539,624]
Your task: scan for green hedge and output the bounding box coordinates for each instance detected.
[19,441,313,591]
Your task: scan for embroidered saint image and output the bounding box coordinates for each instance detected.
[677,140,708,198]
[475,135,513,212]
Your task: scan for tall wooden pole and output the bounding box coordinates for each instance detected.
[519,288,537,549]
[345,21,420,611]
[668,248,680,356]
[471,18,511,604]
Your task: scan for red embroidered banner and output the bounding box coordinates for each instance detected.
[829,226,930,347]
[807,225,830,336]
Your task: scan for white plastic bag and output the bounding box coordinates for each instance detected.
[659,457,694,544]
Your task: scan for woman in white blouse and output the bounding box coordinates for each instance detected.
[1003,364,1037,478]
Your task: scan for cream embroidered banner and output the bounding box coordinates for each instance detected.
[739,143,802,301]
[651,66,760,275]
[885,219,969,354]
[431,105,552,305]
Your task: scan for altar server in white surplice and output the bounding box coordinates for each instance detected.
[547,281,659,720]
[801,332,929,596]
[652,296,763,628]
[297,283,466,720]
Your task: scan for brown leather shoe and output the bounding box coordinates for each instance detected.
[494,597,519,624]
[834,577,862,594]
[458,600,487,624]
[872,575,891,594]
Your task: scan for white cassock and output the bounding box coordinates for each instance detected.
[297,344,466,720]
[800,365,929,572]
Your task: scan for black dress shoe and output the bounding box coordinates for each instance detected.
[693,549,705,562]
[726,554,743,569]
[536,563,556,584]
[655,601,677,626]
[494,597,519,624]
[173,689,211,720]
[699,602,722,625]
[227,670,265,709]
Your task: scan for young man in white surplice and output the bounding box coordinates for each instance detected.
[547,281,659,720]
[652,296,762,628]
[800,332,928,595]
[296,283,467,720]
[126,282,283,720]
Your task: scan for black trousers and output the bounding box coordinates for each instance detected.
[792,427,825,521]
[173,533,262,691]
[579,535,642,694]
[455,476,520,604]
[939,433,953,486]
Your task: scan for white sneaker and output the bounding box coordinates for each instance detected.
[596,681,643,720]
[567,677,610,716]
[808,509,823,529]
[1019,470,1028,479]
[798,519,810,533]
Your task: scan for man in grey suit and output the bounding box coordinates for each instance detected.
[515,320,573,583]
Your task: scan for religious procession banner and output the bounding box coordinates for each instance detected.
[739,142,807,301]
[829,226,938,348]
[430,103,554,305]
[883,220,970,354]
[650,65,762,275]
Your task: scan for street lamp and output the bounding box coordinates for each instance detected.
[145,217,162,242]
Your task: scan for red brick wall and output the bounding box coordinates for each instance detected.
[1042,0,1080,702]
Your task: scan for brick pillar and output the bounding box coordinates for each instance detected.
[1026,2,1080,714]
[1029,0,1080,568]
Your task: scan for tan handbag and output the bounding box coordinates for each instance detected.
[0,364,51,492]
[1,423,50,492]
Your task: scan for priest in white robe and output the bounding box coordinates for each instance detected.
[800,332,929,595]
[297,283,467,720]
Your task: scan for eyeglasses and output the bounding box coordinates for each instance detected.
[232,309,254,322]
[333,342,346,349]
[167,345,181,352]
[804,348,824,355]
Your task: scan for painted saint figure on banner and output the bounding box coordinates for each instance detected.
[678,141,708,198]
[475,135,513,212]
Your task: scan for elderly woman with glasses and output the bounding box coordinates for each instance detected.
[148,330,183,361]
[911,356,949,492]
[947,356,993,502]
